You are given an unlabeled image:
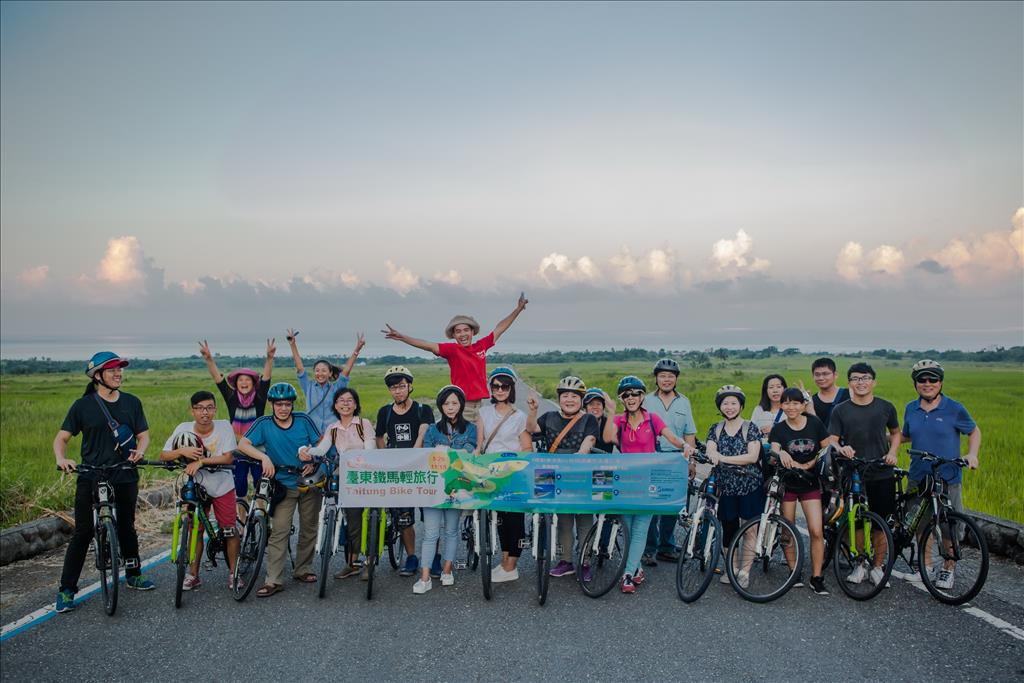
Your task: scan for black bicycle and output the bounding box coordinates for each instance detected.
[576,512,629,599]
[675,450,724,603]
[888,452,989,605]
[529,512,556,605]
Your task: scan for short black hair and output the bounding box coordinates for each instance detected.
[190,390,216,406]
[811,357,836,373]
[489,378,517,405]
[331,387,361,419]
[759,374,788,411]
[847,362,876,380]
[781,387,806,403]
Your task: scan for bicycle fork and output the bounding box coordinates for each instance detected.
[472,510,499,555]
[315,499,339,556]
[846,501,873,557]
[590,514,621,554]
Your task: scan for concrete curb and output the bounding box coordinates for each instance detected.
[964,509,1024,565]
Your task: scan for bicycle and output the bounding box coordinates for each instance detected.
[674,449,724,603]
[303,455,339,599]
[576,512,629,598]
[459,514,480,571]
[824,454,896,601]
[59,461,143,616]
[724,453,806,603]
[528,512,558,605]
[385,510,408,571]
[360,507,394,600]
[467,509,498,599]
[888,451,989,605]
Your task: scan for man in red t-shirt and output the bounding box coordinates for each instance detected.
[381,293,529,422]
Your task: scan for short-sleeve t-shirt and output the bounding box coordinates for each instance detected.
[592,414,616,454]
[61,392,149,484]
[534,411,599,454]
[216,377,270,439]
[243,413,321,490]
[902,395,977,485]
[612,410,667,454]
[828,398,899,482]
[296,370,350,434]
[436,332,495,401]
[643,393,697,451]
[163,420,238,498]
[705,420,763,496]
[375,402,435,449]
[769,416,830,494]
[423,422,478,452]
[479,404,528,453]
[812,388,849,429]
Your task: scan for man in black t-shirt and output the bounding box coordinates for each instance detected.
[53,352,154,614]
[810,357,849,428]
[827,362,901,588]
[374,366,435,577]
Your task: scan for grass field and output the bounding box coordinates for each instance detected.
[2,356,1021,527]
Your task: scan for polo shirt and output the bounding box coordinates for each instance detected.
[436,332,495,401]
[902,395,976,485]
[643,392,697,452]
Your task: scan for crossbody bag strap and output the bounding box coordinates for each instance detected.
[482,407,517,453]
[549,412,584,453]
[92,392,121,434]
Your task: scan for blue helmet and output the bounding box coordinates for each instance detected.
[488,366,518,383]
[267,382,298,402]
[582,388,605,406]
[617,375,647,396]
[86,351,128,378]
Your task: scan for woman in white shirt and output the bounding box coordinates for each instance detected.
[750,374,788,436]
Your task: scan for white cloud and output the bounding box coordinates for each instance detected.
[97,236,144,283]
[836,241,864,281]
[710,229,770,274]
[17,265,49,286]
[867,244,905,276]
[433,269,463,286]
[538,253,601,284]
[385,261,420,295]
[934,239,970,270]
[608,247,640,286]
[922,208,1024,282]
[179,279,205,294]
[301,269,361,292]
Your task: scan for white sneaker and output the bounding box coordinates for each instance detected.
[719,572,730,584]
[869,566,886,586]
[491,565,520,583]
[736,571,749,589]
[440,572,454,586]
[935,568,954,590]
[846,563,868,584]
[412,579,432,594]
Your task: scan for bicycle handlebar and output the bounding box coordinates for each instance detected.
[907,450,969,469]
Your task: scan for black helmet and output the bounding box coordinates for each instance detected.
[653,358,680,376]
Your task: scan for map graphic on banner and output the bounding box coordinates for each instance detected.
[337,448,688,514]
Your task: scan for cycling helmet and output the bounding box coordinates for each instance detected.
[85,351,129,378]
[583,388,606,406]
[171,431,207,457]
[715,384,746,409]
[652,358,680,376]
[911,359,944,382]
[556,376,587,395]
[267,382,298,402]
[384,365,414,386]
[297,469,327,493]
[488,366,518,384]
[436,384,466,411]
[617,375,647,396]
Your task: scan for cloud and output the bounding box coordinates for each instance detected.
[710,230,770,274]
[97,236,145,283]
[433,269,463,286]
[608,247,640,286]
[915,259,948,274]
[385,261,420,295]
[867,245,905,276]
[836,241,864,281]
[537,253,600,284]
[17,265,49,286]
[70,235,165,305]
[300,268,361,292]
[921,208,1024,282]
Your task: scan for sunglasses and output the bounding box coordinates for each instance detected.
[490,383,512,391]
[915,376,941,384]
[620,391,644,399]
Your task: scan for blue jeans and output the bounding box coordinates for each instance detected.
[645,514,679,555]
[420,508,461,565]
[624,514,654,577]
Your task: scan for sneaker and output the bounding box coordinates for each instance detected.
[935,568,954,590]
[846,563,868,584]
[430,554,443,579]
[55,590,75,613]
[720,572,731,584]
[736,570,750,589]
[640,553,658,567]
[181,574,201,591]
[412,578,432,594]
[491,565,520,583]
[400,554,419,577]
[809,576,829,595]
[869,566,888,587]
[633,568,647,586]
[656,549,680,562]
[621,574,636,594]
[580,564,593,583]
[793,579,804,589]
[440,572,454,586]
[549,560,575,577]
[125,574,155,591]
[333,565,360,580]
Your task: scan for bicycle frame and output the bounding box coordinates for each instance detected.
[682,470,719,560]
[843,468,873,556]
[530,512,559,561]
[360,508,388,556]
[473,509,498,558]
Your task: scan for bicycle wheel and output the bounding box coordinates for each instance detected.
[676,511,722,603]
[463,515,479,571]
[97,519,120,616]
[726,515,803,603]
[318,507,336,599]
[821,523,836,572]
[174,513,191,609]
[832,509,894,601]
[365,509,380,600]
[481,512,493,600]
[536,514,552,605]
[232,511,267,602]
[386,520,406,570]
[918,510,988,605]
[577,515,629,598]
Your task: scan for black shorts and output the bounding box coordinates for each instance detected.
[864,476,896,520]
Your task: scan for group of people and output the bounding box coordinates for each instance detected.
[51,292,982,611]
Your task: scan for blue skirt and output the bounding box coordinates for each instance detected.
[718,487,766,522]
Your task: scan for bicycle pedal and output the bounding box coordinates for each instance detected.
[518,539,531,549]
[454,561,467,569]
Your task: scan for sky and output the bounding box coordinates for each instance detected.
[1,1,1022,356]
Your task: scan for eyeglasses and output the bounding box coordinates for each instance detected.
[620,391,644,399]
[848,375,875,384]
[388,383,410,391]
[915,376,941,384]
[191,405,216,412]
[490,383,511,391]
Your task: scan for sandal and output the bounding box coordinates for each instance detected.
[256,583,283,597]
[293,573,318,583]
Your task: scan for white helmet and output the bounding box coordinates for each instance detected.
[556,376,587,395]
[172,431,206,456]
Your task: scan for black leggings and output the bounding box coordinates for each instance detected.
[721,518,740,550]
[60,478,141,592]
[497,512,525,558]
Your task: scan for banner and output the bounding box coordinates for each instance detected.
[337,448,688,514]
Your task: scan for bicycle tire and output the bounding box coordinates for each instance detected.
[536,514,551,606]
[98,519,120,616]
[386,519,407,571]
[365,509,380,600]
[232,512,267,602]
[463,516,479,571]
[918,511,988,605]
[318,507,336,599]
[821,523,836,572]
[577,515,629,599]
[174,513,190,609]
[676,511,722,603]
[832,509,894,601]
[726,515,803,603]
[481,512,493,600]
